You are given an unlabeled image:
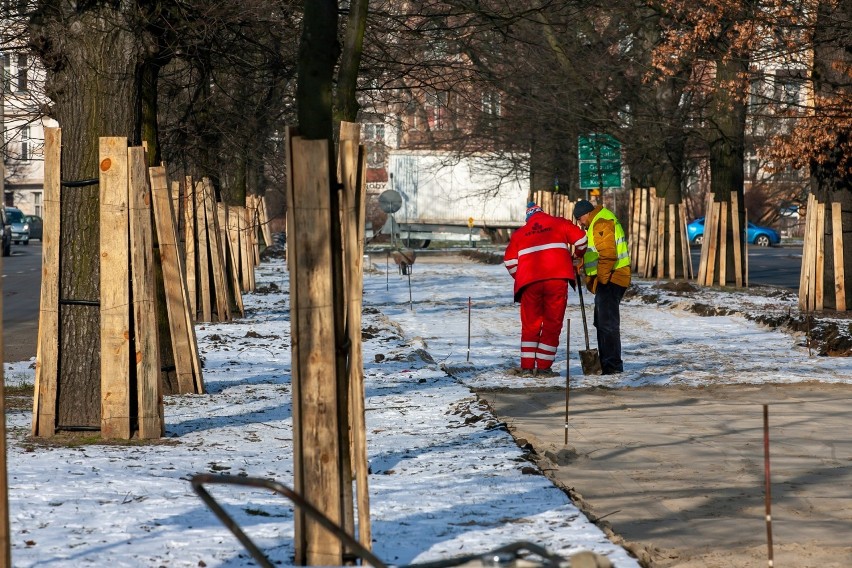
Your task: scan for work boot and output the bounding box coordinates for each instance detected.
[534,368,558,378]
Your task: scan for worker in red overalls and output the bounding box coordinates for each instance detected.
[503,202,588,376]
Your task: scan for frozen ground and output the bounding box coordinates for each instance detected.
[3,254,638,568]
[4,251,849,567]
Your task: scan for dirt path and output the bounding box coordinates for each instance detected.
[479,383,852,567]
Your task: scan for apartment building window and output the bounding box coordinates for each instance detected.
[482,91,501,120]
[363,123,386,169]
[773,71,804,110]
[745,155,760,179]
[16,53,27,92]
[2,53,9,92]
[21,126,29,160]
[34,191,42,217]
[425,91,449,130]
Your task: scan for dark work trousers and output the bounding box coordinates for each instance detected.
[592,282,627,373]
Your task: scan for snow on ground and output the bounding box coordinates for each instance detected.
[4,254,641,568]
[5,252,847,567]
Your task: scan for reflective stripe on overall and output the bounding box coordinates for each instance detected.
[583,209,630,276]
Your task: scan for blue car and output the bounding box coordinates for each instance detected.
[687,217,780,247]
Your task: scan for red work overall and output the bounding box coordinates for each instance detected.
[504,211,587,371]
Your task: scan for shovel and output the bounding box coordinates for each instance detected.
[575,267,602,375]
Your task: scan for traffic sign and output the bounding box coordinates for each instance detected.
[378,189,402,213]
[578,134,622,190]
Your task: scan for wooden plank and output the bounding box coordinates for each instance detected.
[99,137,132,440]
[247,194,260,267]
[34,127,61,437]
[815,200,826,310]
[831,201,846,311]
[680,204,693,279]
[808,200,820,309]
[799,194,814,311]
[220,204,245,317]
[645,195,658,278]
[184,176,197,319]
[260,196,274,249]
[656,199,665,278]
[196,181,212,322]
[128,147,162,439]
[668,204,676,279]
[637,188,649,276]
[349,146,372,550]
[228,206,246,293]
[697,194,711,285]
[291,136,342,565]
[744,209,750,288]
[705,200,719,287]
[171,181,184,265]
[150,167,198,395]
[203,178,229,322]
[629,189,640,270]
[236,206,252,292]
[719,200,728,286]
[245,206,257,290]
[730,193,743,287]
[285,128,305,564]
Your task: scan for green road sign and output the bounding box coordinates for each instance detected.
[578,134,622,190]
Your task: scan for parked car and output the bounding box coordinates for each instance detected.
[5,207,29,245]
[23,214,43,240]
[1,208,9,257]
[687,217,781,247]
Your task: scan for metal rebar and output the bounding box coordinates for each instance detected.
[764,404,774,567]
[190,474,388,568]
[466,296,471,362]
[565,318,570,446]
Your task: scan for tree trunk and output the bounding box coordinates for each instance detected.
[707,54,749,287]
[810,0,852,310]
[31,4,144,429]
[298,1,339,141]
[335,0,368,124]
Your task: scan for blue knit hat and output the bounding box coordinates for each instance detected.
[525,202,543,221]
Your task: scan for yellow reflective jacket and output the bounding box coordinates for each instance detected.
[582,206,631,292]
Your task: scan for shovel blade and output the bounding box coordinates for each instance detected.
[579,349,602,376]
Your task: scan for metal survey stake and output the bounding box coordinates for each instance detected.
[764,404,774,567]
[565,319,570,445]
[466,296,471,362]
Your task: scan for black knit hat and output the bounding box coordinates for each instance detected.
[573,200,595,219]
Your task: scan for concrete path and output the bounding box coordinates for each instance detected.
[479,383,852,567]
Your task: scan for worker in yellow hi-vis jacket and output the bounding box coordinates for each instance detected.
[573,199,631,375]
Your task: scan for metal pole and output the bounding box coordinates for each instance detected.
[763,404,774,568]
[386,250,389,291]
[565,319,570,445]
[466,296,471,362]
[408,269,412,310]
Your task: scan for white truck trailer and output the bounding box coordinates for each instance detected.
[383,150,529,247]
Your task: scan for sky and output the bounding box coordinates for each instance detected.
[3,251,845,568]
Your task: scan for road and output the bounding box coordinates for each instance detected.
[690,243,802,289]
[3,241,42,362]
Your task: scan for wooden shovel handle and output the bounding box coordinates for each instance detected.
[575,265,592,350]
